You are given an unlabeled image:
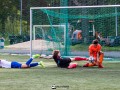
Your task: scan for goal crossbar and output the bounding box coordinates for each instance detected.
[30,5,120,10]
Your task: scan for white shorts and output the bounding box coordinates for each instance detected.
[0,60,11,68]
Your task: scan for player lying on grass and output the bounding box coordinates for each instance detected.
[52,50,90,69]
[0,54,45,68]
[83,39,104,68]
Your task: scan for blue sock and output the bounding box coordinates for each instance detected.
[30,63,39,67]
[26,58,33,66]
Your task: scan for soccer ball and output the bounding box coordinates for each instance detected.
[88,56,94,63]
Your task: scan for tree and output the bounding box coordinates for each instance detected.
[0,0,19,37]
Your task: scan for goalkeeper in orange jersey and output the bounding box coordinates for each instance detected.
[83,39,104,68]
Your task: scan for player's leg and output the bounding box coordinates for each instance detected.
[22,61,45,68]
[83,62,96,67]
[25,54,40,66]
[98,51,104,68]
[21,64,29,68]
[29,61,45,68]
[70,57,88,61]
[25,58,33,66]
[67,63,78,69]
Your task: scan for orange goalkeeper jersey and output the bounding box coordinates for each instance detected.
[89,44,101,57]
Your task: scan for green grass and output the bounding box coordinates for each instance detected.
[71,44,120,51]
[0,54,120,90]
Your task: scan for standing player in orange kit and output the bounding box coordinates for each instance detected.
[83,39,104,68]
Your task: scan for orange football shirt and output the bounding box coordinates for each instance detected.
[89,44,101,57]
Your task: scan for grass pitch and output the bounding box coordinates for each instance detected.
[0,54,120,90]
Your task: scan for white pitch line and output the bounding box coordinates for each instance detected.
[80,69,120,72]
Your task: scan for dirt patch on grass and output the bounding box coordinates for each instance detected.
[6,40,64,50]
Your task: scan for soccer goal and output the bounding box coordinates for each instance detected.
[32,25,66,54]
[33,25,66,41]
[30,5,120,57]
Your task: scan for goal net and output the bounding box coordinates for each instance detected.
[30,5,120,56]
[32,25,65,52]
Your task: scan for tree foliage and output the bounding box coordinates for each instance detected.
[0,0,120,37]
[0,0,19,36]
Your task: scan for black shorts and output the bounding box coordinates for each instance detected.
[59,58,71,68]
